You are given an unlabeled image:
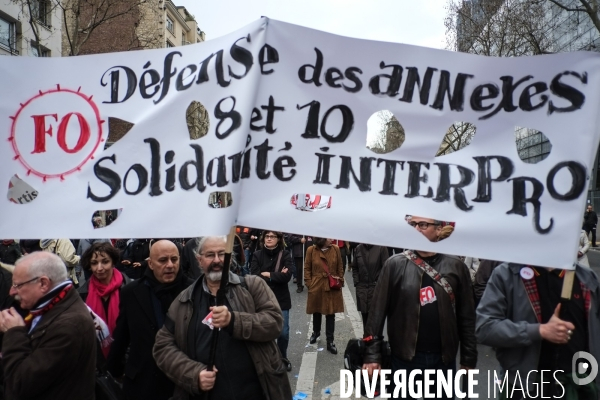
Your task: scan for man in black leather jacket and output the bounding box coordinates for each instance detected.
[362,216,477,399]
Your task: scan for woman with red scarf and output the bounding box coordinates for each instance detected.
[78,242,130,360]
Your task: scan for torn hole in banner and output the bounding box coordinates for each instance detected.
[91,209,121,229]
[436,122,476,156]
[291,193,332,212]
[366,110,405,154]
[209,191,232,208]
[405,215,456,242]
[187,101,210,140]
[7,174,39,204]
[106,117,134,149]
[514,126,551,164]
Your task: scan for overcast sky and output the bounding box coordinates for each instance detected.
[175,0,448,49]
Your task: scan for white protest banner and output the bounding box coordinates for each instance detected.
[1,18,599,269]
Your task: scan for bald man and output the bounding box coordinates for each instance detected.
[107,240,193,400]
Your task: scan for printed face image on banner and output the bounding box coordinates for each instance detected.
[0,18,599,269]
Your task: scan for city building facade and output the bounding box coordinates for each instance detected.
[456,0,600,208]
[0,0,62,57]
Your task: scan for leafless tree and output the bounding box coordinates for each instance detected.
[12,0,161,56]
[367,110,405,154]
[445,0,553,56]
[436,122,476,156]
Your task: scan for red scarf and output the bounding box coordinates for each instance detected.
[86,269,123,357]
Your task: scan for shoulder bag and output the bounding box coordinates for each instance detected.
[320,258,342,290]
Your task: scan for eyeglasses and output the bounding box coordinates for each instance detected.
[409,221,439,229]
[264,235,278,240]
[200,252,226,260]
[12,277,40,289]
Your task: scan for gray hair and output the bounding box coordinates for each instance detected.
[16,252,68,287]
[195,236,227,255]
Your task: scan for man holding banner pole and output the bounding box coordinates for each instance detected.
[476,262,600,399]
[153,235,292,400]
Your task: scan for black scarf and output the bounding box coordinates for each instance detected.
[143,267,186,316]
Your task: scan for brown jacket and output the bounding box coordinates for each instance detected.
[152,272,292,400]
[304,244,344,315]
[2,288,96,400]
[364,253,477,368]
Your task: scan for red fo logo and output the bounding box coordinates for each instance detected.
[9,85,104,181]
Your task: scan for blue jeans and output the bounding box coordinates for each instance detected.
[242,249,251,276]
[392,352,456,400]
[277,309,290,359]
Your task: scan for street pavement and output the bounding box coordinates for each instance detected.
[284,252,600,399]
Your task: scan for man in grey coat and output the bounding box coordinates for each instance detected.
[477,263,600,399]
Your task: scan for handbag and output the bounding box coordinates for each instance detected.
[343,337,391,398]
[95,370,125,400]
[320,258,342,290]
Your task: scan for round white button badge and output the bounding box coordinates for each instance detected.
[520,267,534,280]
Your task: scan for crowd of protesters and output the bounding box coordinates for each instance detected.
[0,211,598,400]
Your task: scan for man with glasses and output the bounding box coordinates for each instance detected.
[362,216,477,399]
[0,251,96,399]
[153,235,292,400]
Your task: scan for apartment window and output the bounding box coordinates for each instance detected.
[0,17,17,54]
[182,31,185,45]
[32,0,50,27]
[166,40,174,48]
[31,42,50,57]
[166,16,174,33]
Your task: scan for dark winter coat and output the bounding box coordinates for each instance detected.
[351,244,389,314]
[107,272,193,400]
[287,235,307,258]
[2,288,96,400]
[121,239,151,279]
[0,241,21,265]
[584,210,598,227]
[305,245,344,315]
[181,238,201,280]
[250,245,293,310]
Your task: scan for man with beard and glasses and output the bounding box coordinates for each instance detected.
[108,240,194,400]
[0,252,96,399]
[153,235,292,400]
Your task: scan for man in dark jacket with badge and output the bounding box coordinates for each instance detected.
[362,216,477,399]
[153,235,292,400]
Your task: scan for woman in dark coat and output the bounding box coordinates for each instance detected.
[78,242,130,361]
[250,230,294,371]
[351,244,389,331]
[305,237,344,354]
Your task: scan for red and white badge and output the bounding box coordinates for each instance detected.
[420,286,437,306]
[202,311,214,330]
[520,267,534,280]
